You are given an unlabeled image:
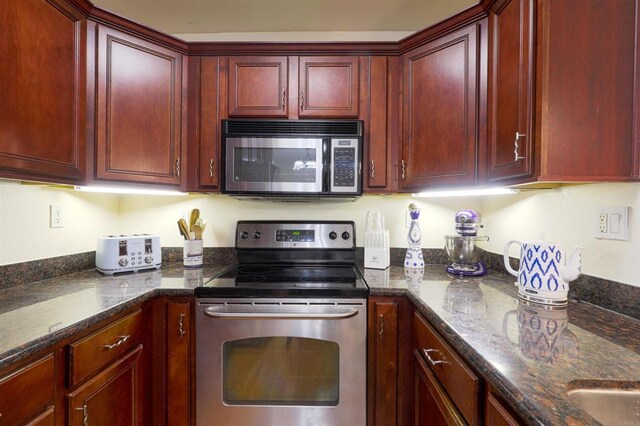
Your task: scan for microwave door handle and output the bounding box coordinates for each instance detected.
[322,139,330,193]
[203,307,359,320]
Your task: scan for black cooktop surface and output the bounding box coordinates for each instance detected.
[195,264,369,298]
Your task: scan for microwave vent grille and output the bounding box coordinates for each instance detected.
[224,120,362,136]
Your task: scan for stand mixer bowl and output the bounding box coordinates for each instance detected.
[444,235,489,273]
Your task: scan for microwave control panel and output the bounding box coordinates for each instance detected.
[330,138,359,193]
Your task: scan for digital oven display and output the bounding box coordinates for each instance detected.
[276,229,315,242]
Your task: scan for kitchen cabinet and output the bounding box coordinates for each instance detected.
[364,56,400,192]
[485,388,522,426]
[224,55,359,119]
[227,56,288,117]
[401,22,483,190]
[67,346,143,426]
[367,296,411,426]
[166,301,192,426]
[0,354,55,425]
[412,311,480,425]
[188,56,222,190]
[487,0,638,184]
[94,24,184,185]
[0,0,86,184]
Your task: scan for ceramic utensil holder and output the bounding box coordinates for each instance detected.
[184,240,203,268]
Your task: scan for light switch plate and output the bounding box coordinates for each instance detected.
[594,206,629,240]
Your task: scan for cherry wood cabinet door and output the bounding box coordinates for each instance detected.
[487,0,534,182]
[0,0,86,183]
[299,56,359,118]
[95,25,183,185]
[485,391,522,426]
[401,24,480,190]
[67,346,143,426]
[166,301,192,426]
[367,298,399,426]
[365,56,400,192]
[227,56,288,117]
[196,56,221,189]
[413,351,465,426]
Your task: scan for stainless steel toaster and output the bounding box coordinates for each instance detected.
[96,234,162,275]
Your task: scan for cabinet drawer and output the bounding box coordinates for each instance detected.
[0,354,54,425]
[413,312,480,425]
[69,309,143,387]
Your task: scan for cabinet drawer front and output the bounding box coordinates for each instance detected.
[69,309,143,387]
[0,354,54,425]
[413,312,480,425]
[24,406,55,426]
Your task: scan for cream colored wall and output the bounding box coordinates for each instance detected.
[480,183,640,287]
[1,180,638,288]
[0,180,120,265]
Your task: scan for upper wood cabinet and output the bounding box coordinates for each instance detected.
[226,56,359,119]
[487,0,639,184]
[228,56,288,117]
[298,56,359,118]
[401,23,483,190]
[0,0,86,184]
[94,25,184,185]
[486,0,535,182]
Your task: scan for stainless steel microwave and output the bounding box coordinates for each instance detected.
[222,119,363,199]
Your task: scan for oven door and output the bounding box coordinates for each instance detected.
[196,298,366,426]
[224,137,325,194]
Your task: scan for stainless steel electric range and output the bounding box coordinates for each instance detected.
[195,221,368,426]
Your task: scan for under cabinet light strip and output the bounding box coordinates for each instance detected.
[411,187,518,198]
[74,186,188,196]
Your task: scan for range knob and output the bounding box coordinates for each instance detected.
[118,258,128,267]
[253,231,262,240]
[329,231,337,240]
[240,230,249,240]
[342,231,351,240]
[144,256,153,264]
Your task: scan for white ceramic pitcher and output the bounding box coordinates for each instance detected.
[503,240,583,305]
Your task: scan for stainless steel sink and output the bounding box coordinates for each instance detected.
[567,386,640,425]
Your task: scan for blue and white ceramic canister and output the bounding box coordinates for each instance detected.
[503,240,583,306]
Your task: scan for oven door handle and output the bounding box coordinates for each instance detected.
[203,307,359,320]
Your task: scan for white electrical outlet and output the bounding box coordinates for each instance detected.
[594,206,629,240]
[50,204,63,228]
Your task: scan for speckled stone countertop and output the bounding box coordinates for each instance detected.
[363,265,640,426]
[0,263,228,370]
[1,262,639,425]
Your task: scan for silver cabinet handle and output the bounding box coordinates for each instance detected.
[401,159,406,179]
[514,132,526,161]
[176,157,181,177]
[178,313,186,337]
[370,159,375,179]
[281,88,286,109]
[209,158,214,179]
[204,307,358,320]
[378,314,384,338]
[102,335,129,350]
[422,348,449,366]
[75,404,88,426]
[299,91,304,110]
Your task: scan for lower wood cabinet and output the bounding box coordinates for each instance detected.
[485,389,521,426]
[67,346,143,426]
[166,300,192,426]
[0,354,55,425]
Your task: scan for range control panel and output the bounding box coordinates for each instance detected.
[236,221,355,250]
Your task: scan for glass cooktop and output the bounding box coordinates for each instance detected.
[195,264,369,298]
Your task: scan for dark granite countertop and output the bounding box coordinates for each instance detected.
[363,264,640,426]
[1,262,639,426]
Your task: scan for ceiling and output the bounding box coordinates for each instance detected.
[91,0,478,42]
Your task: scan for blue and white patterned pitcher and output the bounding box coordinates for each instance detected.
[503,240,583,305]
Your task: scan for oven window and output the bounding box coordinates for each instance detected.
[222,337,339,406]
[234,147,317,183]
